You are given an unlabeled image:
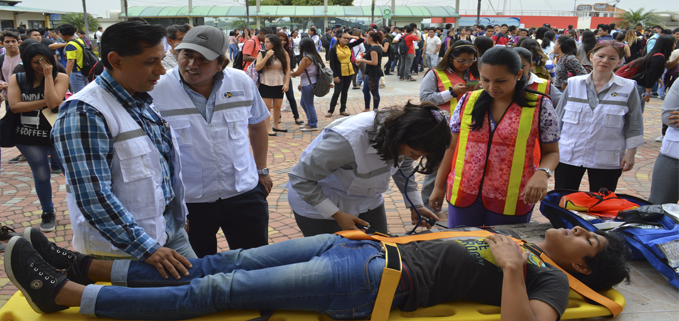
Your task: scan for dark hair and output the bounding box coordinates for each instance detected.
[368,102,452,175]
[263,34,288,72]
[568,24,573,29]
[473,36,494,57]
[571,231,631,292]
[27,29,40,37]
[646,35,675,63]
[581,30,597,59]
[437,40,479,79]
[299,37,325,68]
[508,25,517,32]
[599,24,611,33]
[541,30,556,49]
[101,21,166,70]
[673,27,679,34]
[471,47,537,131]
[19,38,39,55]
[535,26,549,41]
[514,46,532,64]
[501,24,508,28]
[20,43,59,93]
[520,38,548,67]
[556,35,577,56]
[614,32,625,42]
[404,25,413,33]
[17,26,26,34]
[259,27,274,35]
[445,23,453,29]
[409,23,417,29]
[276,32,293,59]
[308,27,316,36]
[1,30,19,42]
[98,26,103,30]
[367,31,383,44]
[59,24,77,36]
[166,24,191,39]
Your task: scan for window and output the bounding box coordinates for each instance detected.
[28,20,44,29]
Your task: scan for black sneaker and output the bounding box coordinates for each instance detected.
[0,224,21,241]
[40,211,56,232]
[8,155,25,164]
[4,236,69,314]
[24,227,95,285]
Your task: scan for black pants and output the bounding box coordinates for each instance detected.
[186,183,269,257]
[328,75,352,114]
[554,162,623,193]
[284,78,300,120]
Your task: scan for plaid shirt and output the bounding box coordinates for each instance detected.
[52,70,175,261]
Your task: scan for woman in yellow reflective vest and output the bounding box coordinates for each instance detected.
[430,47,561,228]
[419,40,480,211]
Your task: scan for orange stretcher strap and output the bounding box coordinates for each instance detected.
[336,230,623,318]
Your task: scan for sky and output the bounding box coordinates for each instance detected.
[17,0,679,18]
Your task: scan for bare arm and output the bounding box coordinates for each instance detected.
[667,54,679,70]
[429,132,459,211]
[283,54,291,89]
[358,50,380,66]
[66,59,74,76]
[291,56,312,77]
[43,73,69,109]
[382,42,389,52]
[48,42,68,50]
[255,51,268,71]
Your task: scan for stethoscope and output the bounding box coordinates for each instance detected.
[398,163,450,235]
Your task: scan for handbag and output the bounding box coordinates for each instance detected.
[0,99,19,148]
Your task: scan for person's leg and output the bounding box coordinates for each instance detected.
[447,198,486,228]
[357,203,388,234]
[352,64,359,87]
[15,145,54,213]
[285,78,300,121]
[219,183,269,250]
[294,212,344,236]
[69,72,88,94]
[186,202,223,258]
[363,75,372,111]
[262,97,275,133]
[272,98,284,130]
[370,76,381,110]
[356,68,363,86]
[328,79,342,115]
[339,75,352,113]
[162,213,197,259]
[411,50,419,73]
[305,84,318,127]
[554,162,587,190]
[398,54,406,78]
[483,208,533,226]
[85,237,388,320]
[648,153,679,204]
[404,54,414,80]
[586,167,623,193]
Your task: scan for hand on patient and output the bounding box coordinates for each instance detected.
[145,247,193,279]
[332,210,369,231]
[484,234,529,271]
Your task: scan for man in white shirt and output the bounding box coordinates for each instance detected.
[424,28,441,71]
[94,27,103,51]
[162,24,192,71]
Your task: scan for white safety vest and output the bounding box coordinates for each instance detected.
[65,81,187,257]
[287,112,401,220]
[149,69,259,203]
[559,74,636,169]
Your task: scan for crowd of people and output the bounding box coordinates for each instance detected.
[1,16,678,321]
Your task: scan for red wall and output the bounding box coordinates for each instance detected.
[590,16,616,29]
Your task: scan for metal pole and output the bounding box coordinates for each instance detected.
[123,0,129,21]
[324,0,328,30]
[188,0,193,26]
[82,0,89,38]
[256,0,260,29]
[391,0,395,26]
[371,0,375,24]
[454,0,460,28]
[246,0,250,28]
[476,0,481,25]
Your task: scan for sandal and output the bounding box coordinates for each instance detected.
[339,112,351,116]
[268,132,277,137]
[295,119,304,125]
[272,127,288,133]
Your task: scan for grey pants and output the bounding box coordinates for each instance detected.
[398,53,414,79]
[420,167,438,212]
[648,153,679,204]
[294,203,388,237]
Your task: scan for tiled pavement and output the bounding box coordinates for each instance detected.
[0,74,676,320]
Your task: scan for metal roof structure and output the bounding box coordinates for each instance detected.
[0,5,71,14]
[121,6,459,18]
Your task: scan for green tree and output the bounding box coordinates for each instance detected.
[614,8,664,29]
[61,13,100,32]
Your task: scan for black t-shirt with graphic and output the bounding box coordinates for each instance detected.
[15,75,53,146]
[398,235,569,318]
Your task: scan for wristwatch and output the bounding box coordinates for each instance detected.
[536,168,553,178]
[257,168,269,175]
[448,86,458,98]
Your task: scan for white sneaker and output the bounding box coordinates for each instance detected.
[300,127,319,132]
[655,135,664,142]
[281,101,291,112]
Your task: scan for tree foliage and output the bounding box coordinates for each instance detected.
[614,8,664,29]
[61,13,100,32]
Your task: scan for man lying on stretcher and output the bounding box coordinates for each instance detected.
[6,226,630,321]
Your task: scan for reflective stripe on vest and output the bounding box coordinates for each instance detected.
[528,79,550,96]
[434,69,465,114]
[447,90,541,215]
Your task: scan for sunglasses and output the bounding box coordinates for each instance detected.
[597,40,625,48]
[452,56,477,64]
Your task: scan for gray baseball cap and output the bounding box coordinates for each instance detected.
[174,25,228,61]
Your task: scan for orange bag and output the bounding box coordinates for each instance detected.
[559,188,640,219]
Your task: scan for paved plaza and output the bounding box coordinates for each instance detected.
[0,71,677,320]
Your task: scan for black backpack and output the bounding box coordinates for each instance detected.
[233,39,255,70]
[68,39,98,78]
[397,37,408,55]
[321,33,332,49]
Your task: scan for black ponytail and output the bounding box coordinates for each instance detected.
[468,46,538,132]
[541,30,555,49]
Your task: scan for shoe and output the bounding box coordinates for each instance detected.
[399,78,404,81]
[325,113,333,118]
[655,135,664,142]
[281,105,291,112]
[352,86,360,89]
[272,127,288,133]
[0,224,21,241]
[4,236,69,314]
[650,93,658,98]
[379,84,386,88]
[300,127,319,132]
[363,109,371,113]
[295,119,304,125]
[268,132,277,136]
[339,112,351,116]
[23,227,95,285]
[40,212,56,233]
[412,72,419,75]
[407,78,417,82]
[50,169,62,175]
[8,155,25,164]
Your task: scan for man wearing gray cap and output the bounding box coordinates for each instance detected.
[150,25,272,257]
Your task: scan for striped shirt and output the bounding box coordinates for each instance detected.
[52,70,175,261]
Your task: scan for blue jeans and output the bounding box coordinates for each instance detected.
[300,83,318,127]
[229,44,238,61]
[15,144,61,212]
[69,71,88,94]
[81,234,409,320]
